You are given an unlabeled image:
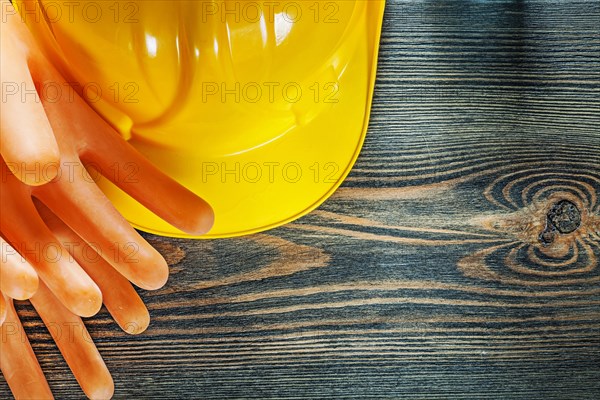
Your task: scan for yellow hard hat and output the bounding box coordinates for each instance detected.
[15,0,385,238]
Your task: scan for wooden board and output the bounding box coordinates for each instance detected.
[2,0,599,398]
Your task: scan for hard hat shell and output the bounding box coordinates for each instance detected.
[16,0,386,238]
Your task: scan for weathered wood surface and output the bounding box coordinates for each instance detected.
[2,0,599,398]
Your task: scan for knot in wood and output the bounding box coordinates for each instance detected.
[547,200,581,234]
[539,200,582,245]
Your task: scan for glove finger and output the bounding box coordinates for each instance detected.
[0,293,54,399]
[37,81,214,235]
[82,130,214,235]
[37,201,150,334]
[0,2,59,185]
[30,282,114,400]
[32,161,169,291]
[2,215,102,318]
[0,293,6,325]
[0,236,39,300]
[1,166,102,317]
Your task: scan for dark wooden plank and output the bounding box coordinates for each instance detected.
[2,0,599,398]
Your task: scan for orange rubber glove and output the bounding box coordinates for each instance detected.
[1,0,213,317]
[1,2,213,397]
[1,202,154,400]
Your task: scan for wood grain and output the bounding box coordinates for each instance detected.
[2,0,599,398]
